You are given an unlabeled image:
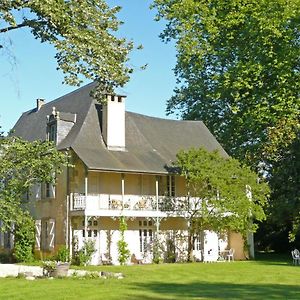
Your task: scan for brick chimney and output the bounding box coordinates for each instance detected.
[36,98,45,111]
[102,94,126,151]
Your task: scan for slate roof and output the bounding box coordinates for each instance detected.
[12,82,228,174]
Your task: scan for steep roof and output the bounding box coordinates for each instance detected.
[12,83,228,174]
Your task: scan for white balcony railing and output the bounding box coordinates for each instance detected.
[70,193,193,213]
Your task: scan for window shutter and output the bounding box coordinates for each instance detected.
[51,184,56,198]
[35,184,41,200]
[48,219,55,250]
[35,220,41,250]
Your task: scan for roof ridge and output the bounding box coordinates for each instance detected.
[126,111,204,124]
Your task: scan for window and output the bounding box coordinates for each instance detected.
[82,229,98,238]
[193,237,202,251]
[167,175,176,197]
[48,123,57,143]
[43,182,55,198]
[139,220,153,253]
[41,220,48,250]
[46,183,51,198]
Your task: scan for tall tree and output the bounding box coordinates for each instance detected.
[172,148,268,261]
[153,0,300,166]
[0,134,68,260]
[0,0,134,94]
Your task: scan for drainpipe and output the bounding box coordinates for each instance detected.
[66,148,70,256]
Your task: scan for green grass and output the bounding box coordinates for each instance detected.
[1,254,300,300]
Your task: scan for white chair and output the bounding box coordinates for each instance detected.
[227,248,235,262]
[291,249,300,265]
[101,253,111,265]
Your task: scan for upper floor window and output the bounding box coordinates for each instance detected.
[48,123,57,143]
[42,182,55,199]
[167,175,176,197]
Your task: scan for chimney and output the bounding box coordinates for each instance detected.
[36,98,45,111]
[102,94,126,151]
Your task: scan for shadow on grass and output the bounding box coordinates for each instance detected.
[254,252,293,266]
[128,281,300,300]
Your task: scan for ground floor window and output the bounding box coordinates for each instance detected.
[82,229,98,238]
[139,220,153,253]
[193,236,202,251]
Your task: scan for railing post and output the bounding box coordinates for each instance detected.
[70,193,73,210]
[121,173,125,209]
[85,167,88,210]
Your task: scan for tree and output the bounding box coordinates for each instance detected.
[172,148,269,261]
[268,132,300,243]
[0,134,68,261]
[153,0,300,166]
[117,216,130,265]
[0,0,134,94]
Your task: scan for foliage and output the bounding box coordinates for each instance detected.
[13,212,35,262]
[165,237,176,263]
[117,216,130,265]
[0,252,11,263]
[72,238,96,266]
[42,260,57,274]
[173,147,269,260]
[153,0,300,166]
[268,133,300,243]
[0,134,68,261]
[56,245,70,263]
[0,135,68,234]
[0,0,134,94]
[152,236,164,264]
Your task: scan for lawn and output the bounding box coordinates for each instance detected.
[1,254,300,300]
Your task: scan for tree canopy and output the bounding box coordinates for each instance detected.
[153,0,300,166]
[0,0,134,94]
[172,148,269,260]
[0,134,68,233]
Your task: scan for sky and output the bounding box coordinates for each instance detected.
[0,0,177,134]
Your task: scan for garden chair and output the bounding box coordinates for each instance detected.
[101,253,112,265]
[291,249,300,265]
[227,248,235,262]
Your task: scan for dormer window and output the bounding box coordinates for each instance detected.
[47,107,58,144]
[48,123,57,142]
[46,106,76,145]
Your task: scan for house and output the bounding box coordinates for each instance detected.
[10,82,246,264]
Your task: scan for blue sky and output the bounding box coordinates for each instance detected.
[0,0,177,133]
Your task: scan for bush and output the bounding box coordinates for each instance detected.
[152,237,164,264]
[72,238,96,266]
[13,214,35,262]
[0,252,12,263]
[117,216,130,265]
[56,245,70,262]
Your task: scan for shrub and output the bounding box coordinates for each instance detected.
[0,252,11,263]
[56,245,70,262]
[13,214,35,262]
[72,238,96,266]
[117,216,130,265]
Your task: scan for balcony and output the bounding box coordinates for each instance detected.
[69,193,191,218]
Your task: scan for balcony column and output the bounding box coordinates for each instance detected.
[121,173,125,209]
[84,168,88,200]
[155,176,160,233]
[84,215,88,253]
